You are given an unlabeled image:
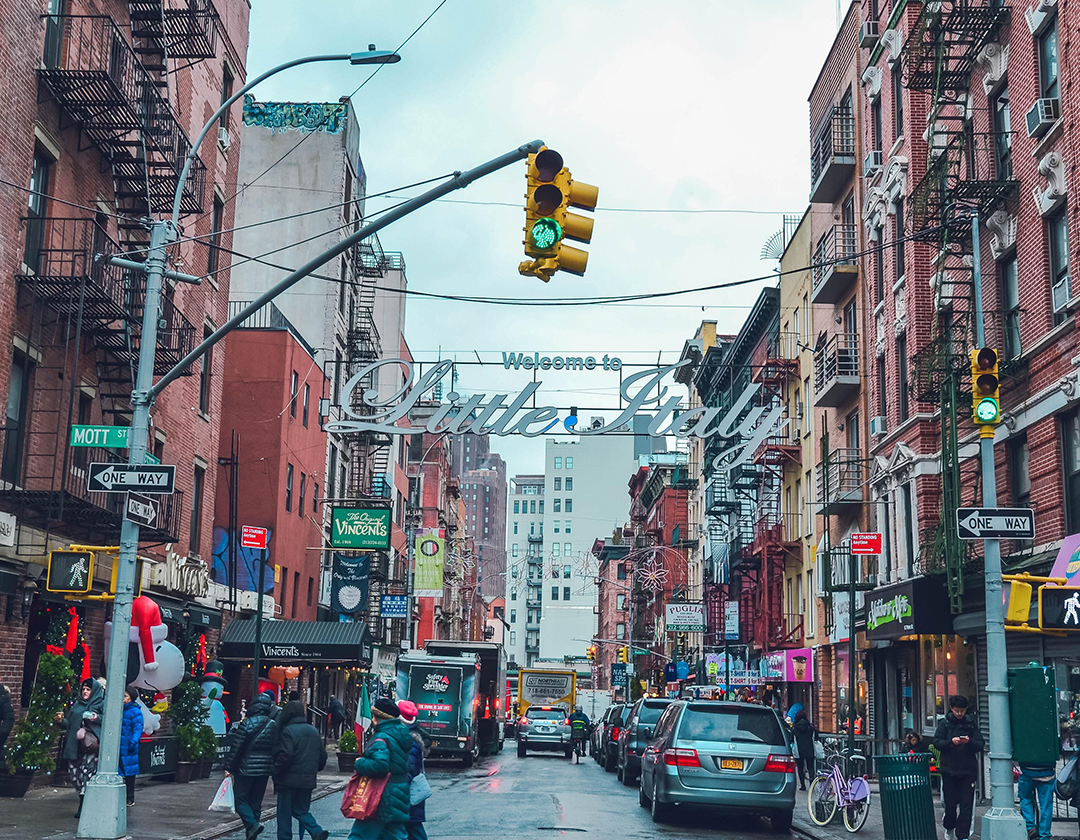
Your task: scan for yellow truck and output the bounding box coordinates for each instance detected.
[516,668,577,718]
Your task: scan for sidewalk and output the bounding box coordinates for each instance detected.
[0,763,352,840]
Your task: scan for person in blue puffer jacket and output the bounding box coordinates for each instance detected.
[119,685,143,807]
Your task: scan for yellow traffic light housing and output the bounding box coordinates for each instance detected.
[971,347,1000,427]
[520,147,598,282]
[586,644,597,661]
[618,646,628,664]
[1004,580,1033,624]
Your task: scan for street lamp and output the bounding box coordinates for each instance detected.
[79,47,401,840]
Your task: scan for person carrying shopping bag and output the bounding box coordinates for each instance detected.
[273,699,329,840]
[347,699,414,840]
[225,691,280,840]
[397,701,430,840]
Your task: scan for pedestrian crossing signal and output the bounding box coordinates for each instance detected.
[47,550,95,594]
[519,147,597,282]
[1038,586,1080,631]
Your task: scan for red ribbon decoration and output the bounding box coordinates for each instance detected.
[65,607,79,654]
[79,642,91,681]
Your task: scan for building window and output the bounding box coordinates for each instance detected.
[1063,410,1080,534]
[871,98,882,153]
[564,498,573,513]
[553,544,560,558]
[2,351,31,485]
[199,325,213,414]
[299,472,306,518]
[877,356,887,420]
[617,563,627,580]
[530,500,536,514]
[895,199,906,282]
[875,227,885,302]
[616,623,626,640]
[1010,434,1032,550]
[892,63,904,138]
[510,609,517,623]
[566,457,573,469]
[897,334,909,422]
[552,587,559,601]
[565,542,572,556]
[554,457,562,469]
[617,593,626,611]
[190,464,205,554]
[280,566,288,614]
[846,409,859,451]
[901,482,915,577]
[513,521,518,534]
[313,482,318,514]
[514,500,520,514]
[554,477,561,491]
[563,565,571,579]
[220,62,234,129]
[992,85,1012,180]
[509,631,517,646]
[806,571,816,636]
[510,590,517,601]
[292,570,299,616]
[73,392,93,471]
[290,371,299,418]
[333,349,342,406]
[539,500,544,514]
[565,477,573,491]
[1049,208,1070,327]
[1000,255,1021,359]
[286,463,294,511]
[1039,15,1059,100]
[563,586,571,600]
[564,520,572,534]
[302,384,310,428]
[553,499,561,513]
[328,446,337,500]
[512,544,518,557]
[207,196,225,276]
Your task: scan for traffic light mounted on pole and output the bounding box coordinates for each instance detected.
[618,646,628,664]
[586,644,597,661]
[971,347,1001,431]
[519,147,598,282]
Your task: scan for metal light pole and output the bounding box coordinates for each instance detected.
[252,547,268,689]
[78,48,400,840]
[969,209,1026,840]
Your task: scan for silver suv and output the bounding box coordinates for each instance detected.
[517,706,571,757]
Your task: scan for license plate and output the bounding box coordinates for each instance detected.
[720,758,744,771]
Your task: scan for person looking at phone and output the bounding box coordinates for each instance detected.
[933,696,984,840]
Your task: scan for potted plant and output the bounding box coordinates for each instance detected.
[174,724,199,783]
[2,653,73,797]
[168,681,207,783]
[337,729,359,772]
[198,725,218,777]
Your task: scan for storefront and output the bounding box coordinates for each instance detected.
[864,577,957,747]
[760,648,815,718]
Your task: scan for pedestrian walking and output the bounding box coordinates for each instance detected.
[119,685,143,806]
[273,699,329,840]
[0,683,14,771]
[57,678,104,816]
[905,730,927,753]
[933,695,984,840]
[329,696,348,739]
[347,698,413,840]
[397,701,429,840]
[792,709,817,791]
[1017,762,1056,840]
[225,691,280,840]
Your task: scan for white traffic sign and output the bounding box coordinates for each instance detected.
[956,507,1035,540]
[87,463,176,494]
[124,492,159,528]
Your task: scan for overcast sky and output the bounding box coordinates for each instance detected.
[246,1,843,476]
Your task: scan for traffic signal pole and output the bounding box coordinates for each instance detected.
[969,210,1026,840]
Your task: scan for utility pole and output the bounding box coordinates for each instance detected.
[969,209,1026,840]
[252,546,268,689]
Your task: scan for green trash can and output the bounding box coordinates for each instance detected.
[876,753,937,840]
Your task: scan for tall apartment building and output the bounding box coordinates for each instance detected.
[452,434,508,599]
[504,475,545,668]
[230,98,411,641]
[0,0,249,706]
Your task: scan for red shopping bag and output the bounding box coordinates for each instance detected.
[340,773,388,820]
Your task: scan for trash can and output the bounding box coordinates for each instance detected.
[876,753,937,840]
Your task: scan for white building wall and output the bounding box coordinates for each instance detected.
[504,476,545,668]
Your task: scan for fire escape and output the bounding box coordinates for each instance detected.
[1,4,219,553]
[749,332,803,649]
[902,0,1020,609]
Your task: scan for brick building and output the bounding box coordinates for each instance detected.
[452,433,508,600]
[0,0,249,707]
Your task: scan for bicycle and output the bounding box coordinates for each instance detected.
[807,744,871,832]
[569,722,589,763]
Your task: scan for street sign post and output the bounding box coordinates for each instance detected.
[123,493,158,528]
[88,463,175,494]
[240,525,268,550]
[956,507,1035,540]
[611,663,627,687]
[851,533,883,555]
[70,425,130,448]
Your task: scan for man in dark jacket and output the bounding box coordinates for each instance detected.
[226,692,280,840]
[0,684,14,771]
[328,696,347,739]
[273,700,328,840]
[933,695,984,840]
[348,699,414,840]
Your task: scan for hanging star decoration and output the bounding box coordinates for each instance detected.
[638,558,669,593]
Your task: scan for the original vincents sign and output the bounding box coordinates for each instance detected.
[325,359,785,473]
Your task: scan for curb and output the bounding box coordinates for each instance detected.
[177,780,348,840]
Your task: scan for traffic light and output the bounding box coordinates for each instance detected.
[1004,580,1033,624]
[1038,586,1080,631]
[618,646,628,664]
[971,347,1001,426]
[586,644,597,661]
[519,147,598,282]
[46,550,94,594]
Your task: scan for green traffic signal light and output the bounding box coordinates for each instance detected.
[975,397,1000,423]
[530,217,563,251]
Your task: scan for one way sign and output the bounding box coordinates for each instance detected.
[88,463,176,494]
[956,507,1035,540]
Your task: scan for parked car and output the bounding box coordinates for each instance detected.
[593,703,626,770]
[517,706,572,757]
[617,697,674,785]
[638,700,796,831]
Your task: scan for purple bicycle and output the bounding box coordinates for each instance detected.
[807,742,871,832]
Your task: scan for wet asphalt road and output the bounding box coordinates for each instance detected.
[227,747,805,840]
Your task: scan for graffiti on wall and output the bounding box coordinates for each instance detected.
[211,526,275,593]
[242,95,348,135]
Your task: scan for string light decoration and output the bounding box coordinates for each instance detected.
[637,558,669,593]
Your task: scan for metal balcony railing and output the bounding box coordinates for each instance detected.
[811,224,858,303]
[813,333,860,406]
[816,449,864,513]
[128,281,197,374]
[39,15,205,214]
[810,105,856,202]
[131,0,220,60]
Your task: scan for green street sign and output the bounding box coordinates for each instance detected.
[331,507,391,550]
[70,425,130,448]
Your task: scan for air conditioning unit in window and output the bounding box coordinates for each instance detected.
[859,20,880,48]
[218,126,231,152]
[1052,275,1072,314]
[864,150,883,176]
[1026,97,1060,138]
[870,416,887,437]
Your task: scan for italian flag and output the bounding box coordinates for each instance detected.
[355,682,372,745]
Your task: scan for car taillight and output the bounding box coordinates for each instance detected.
[520,717,529,726]
[611,727,621,741]
[663,748,701,768]
[764,754,795,773]
[564,719,570,726]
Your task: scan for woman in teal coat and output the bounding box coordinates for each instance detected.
[348,699,415,840]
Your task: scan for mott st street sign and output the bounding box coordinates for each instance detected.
[88,463,176,494]
[70,425,130,448]
[956,507,1035,540]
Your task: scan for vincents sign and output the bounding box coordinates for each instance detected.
[325,359,785,472]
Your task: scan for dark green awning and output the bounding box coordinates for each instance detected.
[219,619,372,664]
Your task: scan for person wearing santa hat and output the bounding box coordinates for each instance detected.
[348,699,413,840]
[397,701,430,840]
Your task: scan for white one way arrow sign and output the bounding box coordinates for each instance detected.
[88,463,176,495]
[956,507,1035,540]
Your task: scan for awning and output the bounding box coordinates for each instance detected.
[186,604,222,629]
[219,619,373,664]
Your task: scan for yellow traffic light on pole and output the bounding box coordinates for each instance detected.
[971,347,1001,429]
[618,646,628,664]
[519,147,598,282]
[586,644,597,661]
